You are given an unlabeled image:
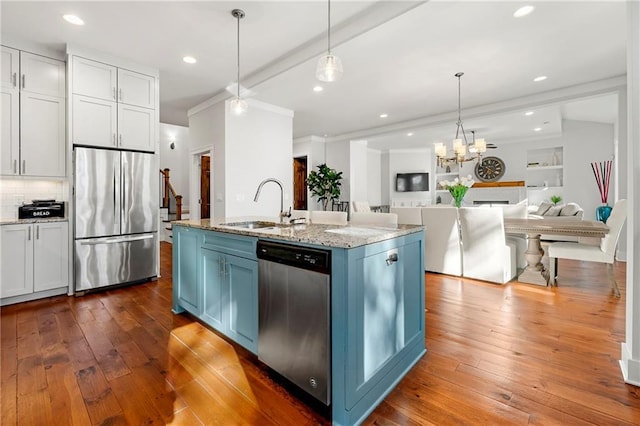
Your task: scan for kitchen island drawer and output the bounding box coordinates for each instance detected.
[202,231,257,259]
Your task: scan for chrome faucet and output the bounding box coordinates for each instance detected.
[253,178,290,223]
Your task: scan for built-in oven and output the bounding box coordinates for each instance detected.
[256,240,331,405]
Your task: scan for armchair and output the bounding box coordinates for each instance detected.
[421,206,462,276]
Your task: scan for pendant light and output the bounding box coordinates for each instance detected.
[316,0,343,82]
[230,9,248,115]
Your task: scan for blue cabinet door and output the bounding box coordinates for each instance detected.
[172,226,200,315]
[225,254,258,353]
[201,248,225,332]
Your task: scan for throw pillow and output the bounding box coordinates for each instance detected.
[536,201,553,215]
[560,203,581,216]
[544,205,562,216]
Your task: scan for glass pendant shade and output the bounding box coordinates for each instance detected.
[230,97,248,115]
[316,54,343,82]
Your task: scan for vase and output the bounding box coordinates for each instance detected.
[450,186,468,208]
[596,204,612,223]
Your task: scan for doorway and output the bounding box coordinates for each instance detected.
[200,155,211,219]
[293,156,308,210]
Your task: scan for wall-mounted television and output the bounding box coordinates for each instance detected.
[396,172,429,192]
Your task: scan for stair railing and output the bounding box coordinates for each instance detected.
[159,168,183,221]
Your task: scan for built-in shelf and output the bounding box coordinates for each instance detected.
[436,172,459,177]
[526,165,563,171]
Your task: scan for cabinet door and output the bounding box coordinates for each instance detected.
[33,222,69,292]
[201,248,225,331]
[1,87,19,175]
[20,92,66,177]
[117,69,155,109]
[225,255,258,353]
[72,56,117,101]
[20,52,65,98]
[173,227,200,315]
[72,95,117,148]
[118,103,155,152]
[1,46,19,89]
[0,224,34,298]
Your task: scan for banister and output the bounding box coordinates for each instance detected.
[159,168,183,220]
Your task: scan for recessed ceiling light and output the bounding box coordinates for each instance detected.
[379,113,388,118]
[533,75,547,82]
[513,6,535,18]
[407,132,414,137]
[525,111,534,116]
[182,56,197,64]
[63,14,84,26]
[313,86,323,92]
[533,127,542,132]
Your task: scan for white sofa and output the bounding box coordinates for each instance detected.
[529,202,585,242]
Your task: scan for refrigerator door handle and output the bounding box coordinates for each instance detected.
[79,234,155,246]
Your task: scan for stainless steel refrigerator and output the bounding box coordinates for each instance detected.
[74,147,158,292]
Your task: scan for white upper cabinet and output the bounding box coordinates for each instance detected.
[1,46,19,89]
[72,95,118,148]
[70,55,157,152]
[72,56,117,101]
[0,46,66,177]
[20,52,65,97]
[21,92,66,177]
[118,68,155,109]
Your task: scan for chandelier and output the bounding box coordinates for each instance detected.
[434,72,487,167]
[229,9,248,115]
[316,0,343,82]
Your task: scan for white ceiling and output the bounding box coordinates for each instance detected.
[1,1,627,151]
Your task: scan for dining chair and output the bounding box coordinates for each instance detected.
[390,207,423,225]
[548,199,627,297]
[349,212,398,226]
[495,204,528,270]
[458,207,517,284]
[421,206,462,276]
[351,201,371,213]
[290,209,309,223]
[310,210,348,225]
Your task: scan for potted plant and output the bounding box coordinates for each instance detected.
[306,163,343,210]
[550,195,562,205]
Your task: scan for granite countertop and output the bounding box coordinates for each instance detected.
[173,217,423,249]
[0,217,68,226]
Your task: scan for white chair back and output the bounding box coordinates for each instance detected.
[496,204,528,219]
[421,206,462,276]
[458,207,516,284]
[600,199,627,258]
[390,207,422,225]
[310,210,348,225]
[349,212,398,226]
[351,201,371,213]
[290,209,309,220]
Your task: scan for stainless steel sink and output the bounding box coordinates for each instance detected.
[221,221,277,229]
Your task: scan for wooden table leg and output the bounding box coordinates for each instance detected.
[516,233,549,286]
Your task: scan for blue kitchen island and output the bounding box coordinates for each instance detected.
[172,218,425,425]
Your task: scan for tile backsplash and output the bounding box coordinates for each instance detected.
[0,179,68,220]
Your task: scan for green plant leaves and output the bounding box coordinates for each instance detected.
[306,163,343,210]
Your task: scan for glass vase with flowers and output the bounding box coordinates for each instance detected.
[439,175,475,207]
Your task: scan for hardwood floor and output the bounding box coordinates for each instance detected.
[2,242,639,425]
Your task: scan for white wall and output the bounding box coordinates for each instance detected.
[224,100,294,218]
[350,140,369,203]
[367,149,382,206]
[158,123,190,206]
[387,149,432,206]
[325,140,351,202]
[188,102,225,219]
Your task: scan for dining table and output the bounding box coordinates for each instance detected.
[503,217,609,286]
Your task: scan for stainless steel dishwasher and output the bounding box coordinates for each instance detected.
[257,240,331,405]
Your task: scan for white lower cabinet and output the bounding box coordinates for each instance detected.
[0,222,69,300]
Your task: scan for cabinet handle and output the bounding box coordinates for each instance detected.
[21,74,25,89]
[28,227,31,241]
[12,73,16,88]
[13,159,17,174]
[113,87,116,100]
[22,160,25,174]
[119,88,123,101]
[386,251,398,266]
[36,225,39,240]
